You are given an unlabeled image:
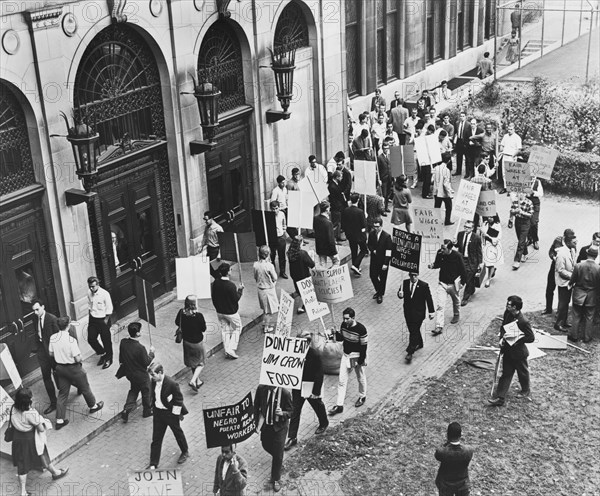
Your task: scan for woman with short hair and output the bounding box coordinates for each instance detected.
[175,295,207,392]
[254,245,279,333]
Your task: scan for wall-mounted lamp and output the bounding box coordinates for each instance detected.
[266,46,297,124]
[183,74,221,155]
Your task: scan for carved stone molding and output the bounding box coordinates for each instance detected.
[27,7,64,30]
[108,0,128,23]
[2,29,20,55]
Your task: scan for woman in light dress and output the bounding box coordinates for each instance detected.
[254,245,279,333]
[481,215,503,287]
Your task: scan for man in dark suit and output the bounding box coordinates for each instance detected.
[328,170,346,242]
[569,246,600,343]
[285,331,329,451]
[212,444,248,496]
[147,363,189,469]
[390,96,409,145]
[118,322,155,422]
[464,118,483,179]
[313,201,339,267]
[453,111,468,176]
[398,272,435,362]
[434,422,474,496]
[377,142,393,212]
[576,232,600,263]
[489,295,535,406]
[370,88,386,112]
[31,299,59,414]
[342,193,369,276]
[254,385,293,493]
[456,220,483,306]
[367,217,393,304]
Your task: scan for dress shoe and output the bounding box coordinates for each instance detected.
[516,390,531,399]
[372,292,380,299]
[189,382,199,392]
[146,464,157,470]
[43,404,57,415]
[533,242,539,250]
[521,255,527,263]
[432,327,443,336]
[444,221,455,226]
[142,409,153,418]
[541,309,552,315]
[297,307,306,314]
[385,208,392,213]
[97,355,106,366]
[425,195,434,199]
[376,295,383,304]
[487,397,505,406]
[273,480,282,493]
[461,299,469,307]
[280,272,289,279]
[229,351,239,359]
[452,172,462,176]
[351,265,362,276]
[512,262,520,270]
[284,438,298,451]
[355,396,366,408]
[102,359,113,369]
[450,315,460,324]
[405,353,413,363]
[484,280,491,288]
[329,405,344,415]
[315,424,329,435]
[564,323,572,328]
[55,419,69,430]
[52,467,69,480]
[499,188,507,194]
[554,324,568,333]
[121,410,129,423]
[567,336,579,343]
[381,212,388,217]
[177,451,190,464]
[89,401,104,414]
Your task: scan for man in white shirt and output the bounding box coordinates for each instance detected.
[50,316,104,430]
[383,122,400,147]
[303,155,328,187]
[499,123,522,193]
[554,235,577,332]
[437,80,452,102]
[371,113,387,153]
[87,276,114,369]
[404,107,420,144]
[269,201,288,278]
[270,175,288,211]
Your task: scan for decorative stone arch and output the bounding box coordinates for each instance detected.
[272,0,319,50]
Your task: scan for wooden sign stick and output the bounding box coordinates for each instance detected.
[234,233,243,283]
[140,277,152,346]
[261,209,269,249]
[536,328,590,354]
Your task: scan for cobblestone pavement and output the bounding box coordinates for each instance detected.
[0,187,596,495]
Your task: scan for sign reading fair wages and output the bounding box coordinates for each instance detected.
[504,160,531,193]
[527,145,558,180]
[412,207,443,244]
[311,264,354,304]
[297,276,330,321]
[391,228,422,273]
[274,290,294,336]
[203,392,255,448]
[453,180,482,220]
[259,335,309,389]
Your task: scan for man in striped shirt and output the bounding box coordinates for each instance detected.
[508,192,534,270]
[329,307,368,415]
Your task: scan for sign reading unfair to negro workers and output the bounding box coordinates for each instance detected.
[127,468,184,496]
[297,276,330,321]
[391,228,422,273]
[202,392,255,448]
[311,264,354,304]
[259,335,310,390]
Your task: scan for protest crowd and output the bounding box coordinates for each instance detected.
[5,79,599,496]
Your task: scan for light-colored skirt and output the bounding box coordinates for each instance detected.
[183,340,206,368]
[391,207,413,226]
[258,287,279,314]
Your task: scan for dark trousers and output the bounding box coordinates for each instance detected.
[528,208,540,243]
[88,316,113,360]
[270,236,287,274]
[570,305,595,342]
[207,245,220,279]
[348,237,368,269]
[37,350,57,405]
[381,179,393,209]
[497,157,505,187]
[463,265,478,301]
[465,150,480,178]
[124,375,152,414]
[438,481,470,496]
[406,320,424,354]
[555,286,572,326]
[399,133,407,145]
[150,408,188,466]
[496,353,530,399]
[331,210,342,240]
[455,141,466,174]
[434,196,453,224]
[513,217,530,262]
[370,264,389,296]
[421,165,432,198]
[55,363,96,420]
[545,261,556,312]
[261,423,288,482]
[288,388,328,440]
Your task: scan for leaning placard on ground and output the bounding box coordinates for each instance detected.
[127,468,184,496]
[259,335,310,389]
[390,228,422,273]
[453,180,482,220]
[203,392,255,448]
[297,276,330,321]
[412,207,443,244]
[354,160,377,195]
[311,264,354,304]
[476,189,497,217]
[504,160,531,193]
[175,255,211,300]
[274,290,294,336]
[527,145,559,180]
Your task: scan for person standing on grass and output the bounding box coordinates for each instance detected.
[434,422,474,496]
[542,228,576,316]
[569,246,600,343]
[488,295,535,407]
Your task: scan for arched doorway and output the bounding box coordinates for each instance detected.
[274,1,310,50]
[198,20,253,232]
[0,81,59,381]
[74,24,176,317]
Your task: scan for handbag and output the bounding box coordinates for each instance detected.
[175,328,183,344]
[4,407,14,442]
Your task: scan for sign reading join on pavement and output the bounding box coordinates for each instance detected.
[527,145,559,180]
[311,265,354,304]
[203,392,255,448]
[412,207,443,244]
[453,180,482,220]
[475,190,497,217]
[354,160,377,195]
[274,290,294,336]
[127,468,184,496]
[176,256,211,300]
[298,276,330,321]
[390,228,422,273]
[288,190,317,230]
[504,160,531,193]
[259,335,310,389]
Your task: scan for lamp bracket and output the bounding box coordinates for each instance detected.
[266,110,291,124]
[190,140,217,155]
[65,188,97,207]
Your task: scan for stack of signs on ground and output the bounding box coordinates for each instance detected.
[453,180,482,221]
[390,228,422,273]
[527,145,559,180]
[503,161,532,193]
[175,256,212,300]
[274,289,294,336]
[202,392,255,448]
[297,276,330,321]
[311,264,354,304]
[259,335,310,389]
